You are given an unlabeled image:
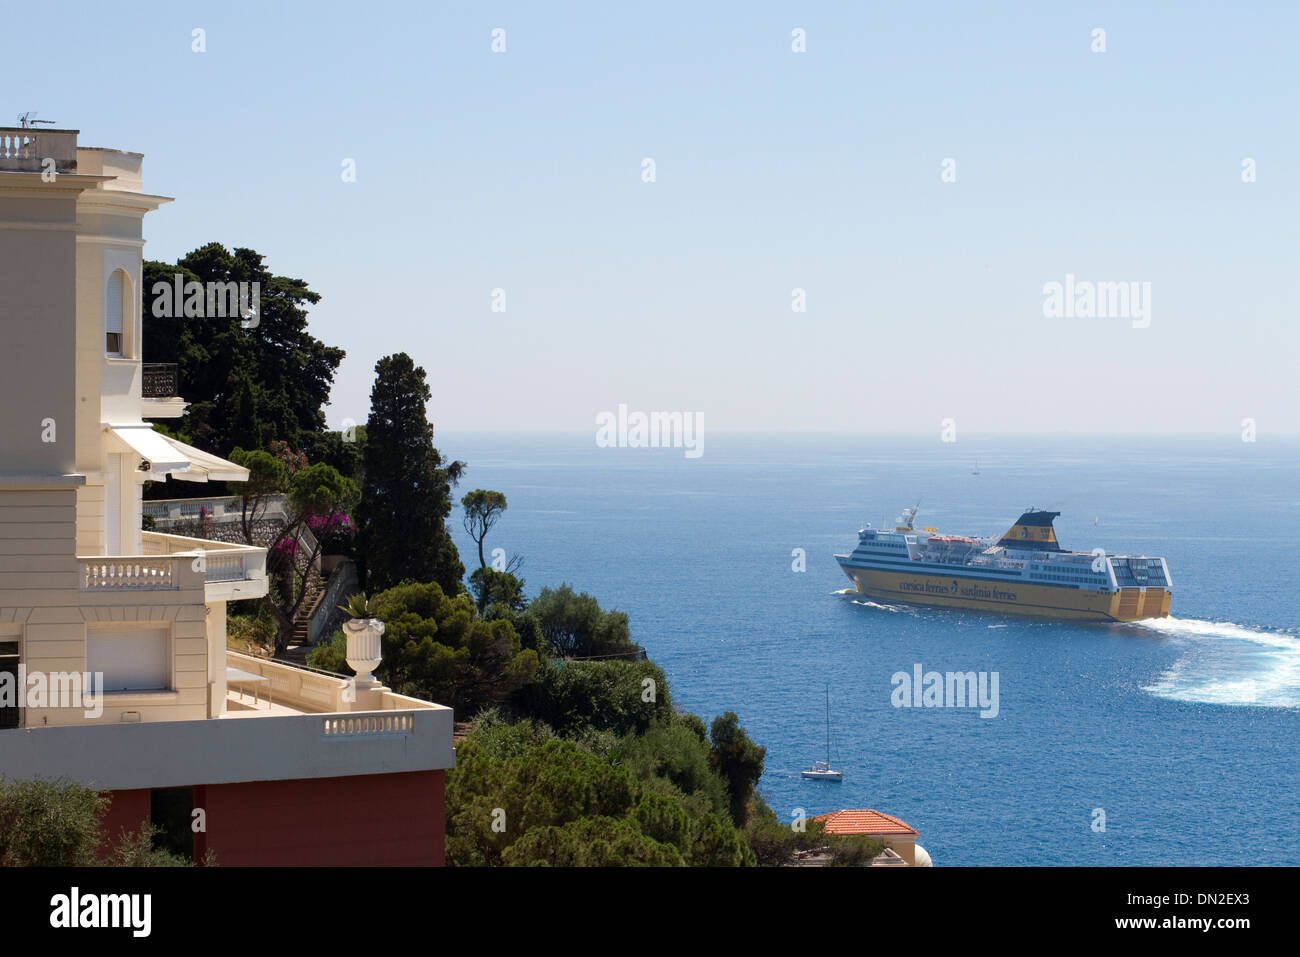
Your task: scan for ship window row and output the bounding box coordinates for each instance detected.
[1031,565,1103,578]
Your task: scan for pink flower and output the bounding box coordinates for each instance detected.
[307,510,354,535]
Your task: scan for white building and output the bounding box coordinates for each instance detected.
[0,126,453,864]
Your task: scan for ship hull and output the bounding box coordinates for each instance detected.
[839,564,1171,622]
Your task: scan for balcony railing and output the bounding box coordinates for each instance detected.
[0,128,78,172]
[323,714,415,736]
[143,494,288,525]
[141,531,267,585]
[141,363,179,398]
[0,703,455,792]
[77,534,266,600]
[226,651,445,717]
[80,557,178,591]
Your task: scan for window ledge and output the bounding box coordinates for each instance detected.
[99,690,180,701]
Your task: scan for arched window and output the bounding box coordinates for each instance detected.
[106,269,132,356]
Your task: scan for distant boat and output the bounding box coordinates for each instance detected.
[802,686,843,781]
[971,460,980,475]
[835,505,1173,621]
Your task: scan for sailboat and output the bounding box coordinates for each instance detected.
[971,460,980,475]
[801,686,843,781]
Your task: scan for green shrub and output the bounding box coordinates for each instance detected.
[521,659,672,738]
[306,630,350,673]
[369,581,539,712]
[446,712,755,867]
[826,834,887,867]
[618,717,729,817]
[226,606,278,655]
[529,584,642,659]
[108,821,216,867]
[0,777,106,866]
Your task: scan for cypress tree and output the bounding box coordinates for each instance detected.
[357,353,464,594]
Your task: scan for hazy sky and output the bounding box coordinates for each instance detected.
[9,1,1298,434]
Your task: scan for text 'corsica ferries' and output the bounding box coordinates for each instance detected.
[835,507,1172,622]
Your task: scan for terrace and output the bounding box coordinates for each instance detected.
[79,531,268,603]
[0,127,79,173]
[0,645,453,790]
[143,494,291,527]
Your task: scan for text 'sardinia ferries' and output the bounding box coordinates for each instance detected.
[836,507,1172,621]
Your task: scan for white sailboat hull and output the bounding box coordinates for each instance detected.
[801,769,843,781]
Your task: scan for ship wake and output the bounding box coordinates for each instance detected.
[1136,617,1300,708]
[833,589,913,614]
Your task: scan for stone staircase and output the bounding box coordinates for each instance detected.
[283,567,325,664]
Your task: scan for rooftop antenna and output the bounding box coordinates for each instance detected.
[16,112,57,129]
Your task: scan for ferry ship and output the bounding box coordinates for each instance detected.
[835,507,1172,621]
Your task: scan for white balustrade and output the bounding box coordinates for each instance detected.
[0,128,77,171]
[0,131,37,159]
[203,553,248,582]
[322,713,415,736]
[81,558,178,591]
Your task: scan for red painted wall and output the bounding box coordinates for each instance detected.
[99,770,444,866]
[194,770,445,866]
[97,788,151,859]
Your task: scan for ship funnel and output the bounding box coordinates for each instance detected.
[998,509,1062,551]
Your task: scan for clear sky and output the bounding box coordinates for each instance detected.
[8,1,1298,434]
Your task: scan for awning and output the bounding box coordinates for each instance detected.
[107,425,192,475]
[161,436,250,482]
[105,426,250,483]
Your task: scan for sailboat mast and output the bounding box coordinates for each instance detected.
[825,686,831,765]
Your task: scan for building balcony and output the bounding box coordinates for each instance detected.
[80,531,268,603]
[0,127,78,173]
[224,651,436,717]
[0,655,454,790]
[140,362,188,419]
[141,363,177,398]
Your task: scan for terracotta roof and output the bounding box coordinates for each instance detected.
[812,809,919,836]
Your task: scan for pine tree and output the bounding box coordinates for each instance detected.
[357,353,464,594]
[140,244,344,458]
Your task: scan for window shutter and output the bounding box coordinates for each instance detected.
[87,628,169,691]
[106,271,124,354]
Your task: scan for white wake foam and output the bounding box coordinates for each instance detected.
[834,589,912,614]
[1137,617,1300,708]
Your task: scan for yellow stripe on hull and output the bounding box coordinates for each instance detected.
[842,567,1171,622]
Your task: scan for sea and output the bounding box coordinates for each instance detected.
[441,432,1300,866]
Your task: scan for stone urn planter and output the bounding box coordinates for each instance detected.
[339,594,383,689]
[342,617,383,686]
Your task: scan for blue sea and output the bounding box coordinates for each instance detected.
[442,432,1300,866]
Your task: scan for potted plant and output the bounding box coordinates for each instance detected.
[339,592,383,687]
